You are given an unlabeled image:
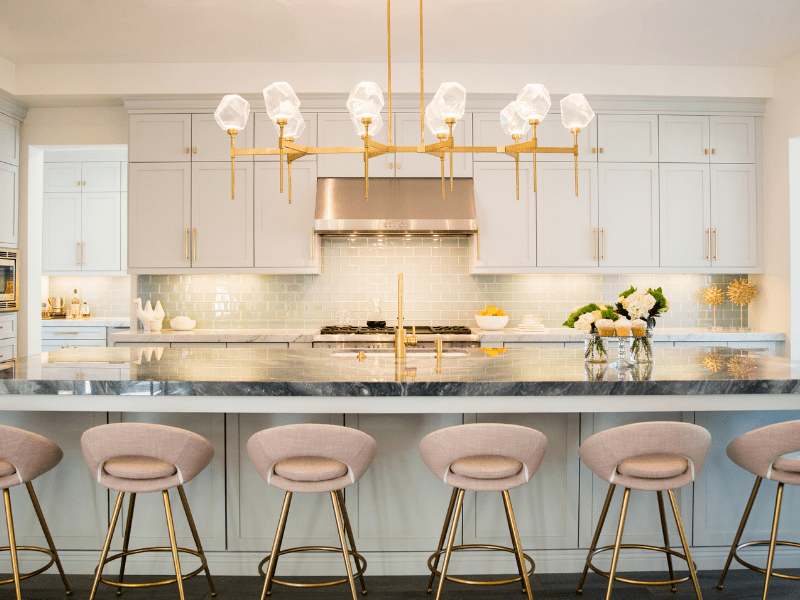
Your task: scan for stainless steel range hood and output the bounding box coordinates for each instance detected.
[314,178,476,236]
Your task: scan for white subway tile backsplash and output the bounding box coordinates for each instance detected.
[49,276,130,319]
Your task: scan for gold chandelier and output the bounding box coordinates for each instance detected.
[214,0,595,202]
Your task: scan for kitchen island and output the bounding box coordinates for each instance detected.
[0,346,799,580]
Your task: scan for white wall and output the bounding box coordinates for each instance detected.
[751,51,800,357]
[18,107,129,355]
[0,57,14,96]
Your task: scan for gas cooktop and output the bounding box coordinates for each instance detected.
[319,325,472,335]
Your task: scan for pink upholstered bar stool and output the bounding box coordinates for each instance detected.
[247,424,377,600]
[0,424,71,600]
[717,420,800,599]
[577,421,711,600]
[81,423,216,600]
[418,423,548,600]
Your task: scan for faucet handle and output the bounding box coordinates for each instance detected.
[407,324,418,346]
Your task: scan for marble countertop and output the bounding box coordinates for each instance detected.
[2,346,799,401]
[43,318,130,328]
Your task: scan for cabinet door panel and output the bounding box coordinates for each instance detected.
[129,115,192,163]
[191,162,254,268]
[82,192,121,271]
[535,116,596,162]
[394,113,472,177]
[192,113,254,162]
[317,113,393,177]
[0,340,15,361]
[0,162,18,246]
[711,164,757,268]
[598,164,659,268]
[82,162,121,192]
[659,116,709,163]
[597,115,658,162]
[254,113,316,162]
[128,163,191,268]
[472,162,535,269]
[710,116,755,163]
[537,162,598,268]
[43,193,81,271]
[0,114,20,166]
[255,161,318,269]
[472,112,531,162]
[43,162,82,193]
[660,164,710,268]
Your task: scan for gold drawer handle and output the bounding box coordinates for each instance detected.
[53,332,79,335]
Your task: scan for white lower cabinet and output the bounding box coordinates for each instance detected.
[42,325,109,351]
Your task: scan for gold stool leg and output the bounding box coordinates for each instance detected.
[261,491,292,600]
[90,491,124,600]
[426,487,458,594]
[502,490,527,594]
[337,489,367,596]
[331,490,358,600]
[667,490,703,600]
[177,485,217,596]
[577,483,616,595]
[605,487,631,600]
[434,488,465,600]
[717,476,762,590]
[657,490,677,593]
[162,490,185,600]
[3,488,22,600]
[115,492,136,596]
[26,482,72,596]
[502,490,533,600]
[763,482,784,600]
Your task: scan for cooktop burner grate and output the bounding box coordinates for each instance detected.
[320,325,472,335]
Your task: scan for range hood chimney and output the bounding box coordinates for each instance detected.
[314,178,476,236]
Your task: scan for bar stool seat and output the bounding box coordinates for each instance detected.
[0,424,72,600]
[449,455,523,481]
[617,453,689,480]
[82,423,217,600]
[273,456,348,483]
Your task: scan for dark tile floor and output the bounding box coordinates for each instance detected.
[7,569,800,600]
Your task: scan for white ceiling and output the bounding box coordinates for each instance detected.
[1,0,800,68]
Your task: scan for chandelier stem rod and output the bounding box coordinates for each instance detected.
[387,0,392,146]
[420,0,424,145]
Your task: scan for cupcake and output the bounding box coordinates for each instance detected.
[595,319,616,336]
[631,319,648,337]
[615,319,631,336]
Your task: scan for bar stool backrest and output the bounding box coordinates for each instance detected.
[81,423,213,489]
[579,421,711,491]
[727,420,800,485]
[0,424,62,489]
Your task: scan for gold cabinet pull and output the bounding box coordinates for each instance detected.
[77,181,81,186]
[193,147,197,153]
[76,242,80,265]
[713,228,718,260]
[593,228,598,261]
[53,331,79,335]
[705,228,710,260]
[704,149,709,155]
[192,228,197,262]
[388,162,394,168]
[184,147,190,154]
[599,148,604,153]
[601,228,605,261]
[82,181,86,186]
[82,242,86,265]
[712,148,716,155]
[591,148,596,154]
[184,228,189,262]
[476,227,481,261]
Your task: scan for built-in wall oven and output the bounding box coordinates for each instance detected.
[0,249,17,312]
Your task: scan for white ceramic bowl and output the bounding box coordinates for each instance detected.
[475,314,509,331]
[148,318,163,331]
[170,318,196,331]
[520,314,544,324]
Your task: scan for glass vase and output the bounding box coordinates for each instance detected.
[584,335,608,364]
[630,330,654,364]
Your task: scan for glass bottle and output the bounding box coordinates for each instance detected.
[81,301,91,318]
[70,289,80,319]
[367,297,385,328]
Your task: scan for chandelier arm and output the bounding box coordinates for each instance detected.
[288,159,292,204]
[277,119,287,194]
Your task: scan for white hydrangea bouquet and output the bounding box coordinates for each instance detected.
[615,286,669,363]
[563,303,619,362]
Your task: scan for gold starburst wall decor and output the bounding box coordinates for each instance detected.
[727,278,757,330]
[704,286,725,330]
[727,355,757,380]
[703,353,725,372]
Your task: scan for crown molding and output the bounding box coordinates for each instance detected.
[0,94,28,121]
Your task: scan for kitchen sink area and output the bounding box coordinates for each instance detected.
[330,347,470,357]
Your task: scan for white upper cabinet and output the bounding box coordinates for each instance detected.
[535,116,597,162]
[393,113,472,177]
[191,162,254,268]
[254,113,316,162]
[0,114,20,166]
[317,113,393,177]
[709,117,756,163]
[254,161,320,272]
[471,162,535,271]
[81,162,121,192]
[597,115,658,162]
[80,193,121,271]
[660,164,711,268]
[43,163,82,193]
[191,113,254,162]
[43,193,82,271]
[659,116,710,163]
[0,163,18,247]
[537,162,598,268]
[711,164,757,268]
[128,163,191,269]
[598,164,659,267]
[472,113,530,162]
[129,115,192,162]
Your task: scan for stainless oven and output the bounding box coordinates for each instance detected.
[0,249,18,311]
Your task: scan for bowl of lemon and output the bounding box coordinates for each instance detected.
[475,305,509,330]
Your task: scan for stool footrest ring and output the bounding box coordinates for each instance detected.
[586,544,695,587]
[97,546,208,589]
[427,544,535,586]
[734,540,800,581]
[258,546,367,588]
[0,545,56,586]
